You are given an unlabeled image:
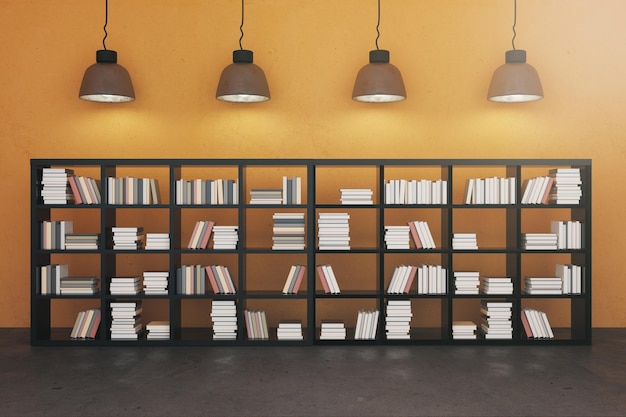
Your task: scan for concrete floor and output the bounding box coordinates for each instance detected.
[1,329,625,417]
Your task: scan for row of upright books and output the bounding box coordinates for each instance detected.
[177,264,237,295]
[106,177,161,205]
[465,177,516,205]
[175,179,238,205]
[385,179,447,205]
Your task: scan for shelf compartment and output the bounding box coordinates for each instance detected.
[243,253,307,294]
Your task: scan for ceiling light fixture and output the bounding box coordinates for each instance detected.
[488,0,543,103]
[352,0,406,103]
[79,0,135,103]
[216,0,270,103]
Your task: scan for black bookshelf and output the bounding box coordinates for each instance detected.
[30,159,592,346]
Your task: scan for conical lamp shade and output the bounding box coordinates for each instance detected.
[79,50,135,103]
[216,50,270,103]
[488,50,543,103]
[352,50,406,103]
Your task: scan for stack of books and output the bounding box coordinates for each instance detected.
[282,176,302,204]
[480,301,513,339]
[417,264,447,295]
[521,308,555,339]
[276,321,303,340]
[110,301,143,340]
[408,221,436,249]
[340,188,373,205]
[549,168,582,204]
[385,300,412,340]
[452,233,478,250]
[272,213,306,250]
[109,277,141,295]
[319,322,346,340]
[452,321,478,340]
[41,168,74,204]
[355,309,379,340]
[384,225,411,249]
[281,265,306,294]
[244,310,269,340]
[64,233,100,250]
[187,221,214,249]
[38,264,68,295]
[556,264,583,295]
[68,175,101,204]
[386,265,417,294]
[212,226,238,249]
[146,321,170,340]
[481,277,513,295]
[70,308,101,339]
[205,265,237,294]
[317,213,350,250]
[112,227,144,250]
[316,264,341,294]
[60,277,98,295]
[176,265,206,295]
[211,300,237,340]
[145,233,170,250]
[249,189,282,204]
[522,233,558,250]
[143,271,169,295]
[454,271,480,295]
[524,277,563,295]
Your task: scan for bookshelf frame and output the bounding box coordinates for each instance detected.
[30,159,592,346]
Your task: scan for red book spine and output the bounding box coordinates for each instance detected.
[68,176,82,204]
[205,266,221,293]
[292,265,307,294]
[316,265,330,294]
[408,221,422,249]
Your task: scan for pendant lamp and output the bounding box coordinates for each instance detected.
[79,0,135,103]
[216,0,270,102]
[352,0,406,103]
[488,0,543,103]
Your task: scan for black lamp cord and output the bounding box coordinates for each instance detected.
[239,0,245,50]
[511,0,517,50]
[102,0,109,50]
[375,0,381,50]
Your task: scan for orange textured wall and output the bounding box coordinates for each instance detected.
[1,0,625,327]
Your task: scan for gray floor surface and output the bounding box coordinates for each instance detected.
[1,328,625,417]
